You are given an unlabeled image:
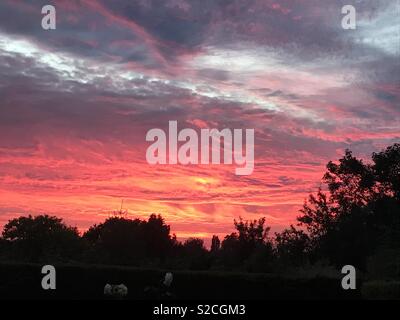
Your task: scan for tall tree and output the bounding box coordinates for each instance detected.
[297,144,400,270]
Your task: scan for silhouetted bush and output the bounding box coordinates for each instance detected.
[1,215,81,262]
[275,225,310,266]
[180,238,210,270]
[218,217,274,270]
[82,214,176,266]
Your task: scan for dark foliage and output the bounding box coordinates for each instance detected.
[297,143,400,273]
[275,225,309,265]
[82,214,177,266]
[219,217,274,271]
[1,215,81,262]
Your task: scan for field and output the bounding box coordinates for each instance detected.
[0,262,364,300]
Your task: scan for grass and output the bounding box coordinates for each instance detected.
[361,280,400,300]
[0,261,364,300]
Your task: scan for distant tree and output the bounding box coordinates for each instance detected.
[220,233,241,268]
[145,214,175,259]
[182,238,209,270]
[183,238,206,253]
[235,217,269,243]
[210,235,221,253]
[234,217,272,258]
[275,225,310,265]
[83,214,176,265]
[2,215,81,262]
[220,217,274,270]
[83,216,144,264]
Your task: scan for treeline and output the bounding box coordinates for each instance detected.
[0,144,399,278]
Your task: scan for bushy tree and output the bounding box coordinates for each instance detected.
[275,225,309,265]
[181,238,209,270]
[83,214,176,265]
[2,215,81,262]
[298,144,400,271]
[220,217,274,270]
[372,143,400,200]
[210,235,221,253]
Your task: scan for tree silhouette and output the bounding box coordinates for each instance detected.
[275,225,309,265]
[297,144,400,270]
[83,215,176,265]
[181,238,209,270]
[2,215,81,262]
[220,217,274,269]
[211,235,221,253]
[372,143,400,200]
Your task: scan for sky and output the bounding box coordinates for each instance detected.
[0,0,399,244]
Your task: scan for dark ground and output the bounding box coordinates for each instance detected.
[0,262,363,300]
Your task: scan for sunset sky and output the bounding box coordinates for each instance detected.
[0,0,399,244]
